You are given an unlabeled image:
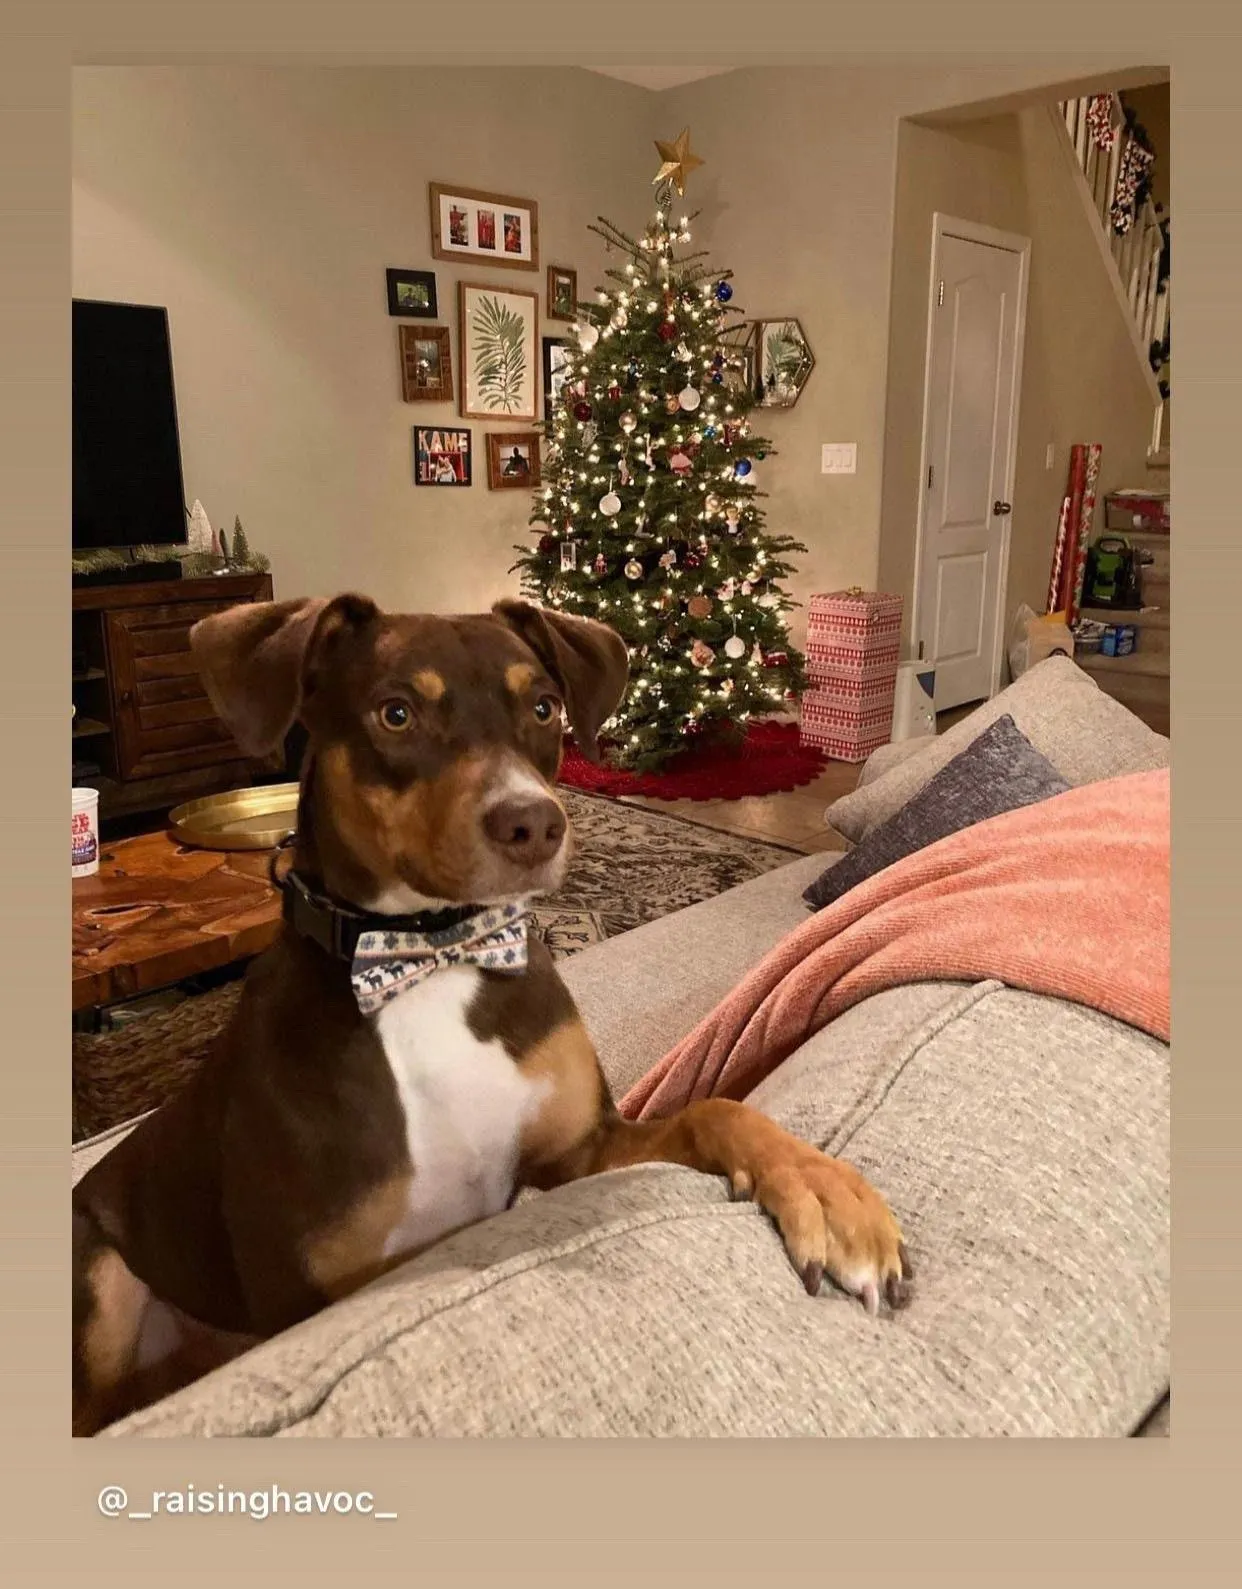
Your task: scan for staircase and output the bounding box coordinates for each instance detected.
[1053,92,1169,456]
[1053,91,1170,737]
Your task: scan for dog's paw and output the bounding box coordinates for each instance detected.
[730,1139,912,1315]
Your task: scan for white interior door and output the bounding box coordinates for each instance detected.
[915,219,1029,711]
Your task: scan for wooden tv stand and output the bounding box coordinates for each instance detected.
[72,571,275,822]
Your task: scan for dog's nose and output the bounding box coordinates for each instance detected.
[482,796,566,868]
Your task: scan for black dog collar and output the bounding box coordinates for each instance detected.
[272,851,481,965]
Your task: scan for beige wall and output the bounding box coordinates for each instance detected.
[74,58,1159,640]
[72,66,653,612]
[877,101,1165,657]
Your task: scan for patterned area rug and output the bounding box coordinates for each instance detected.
[71,791,801,1142]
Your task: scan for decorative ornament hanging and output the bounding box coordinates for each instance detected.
[720,677,735,697]
[717,578,736,601]
[678,385,701,412]
[734,458,753,479]
[724,634,747,660]
[538,534,555,554]
[1086,94,1117,151]
[741,581,753,596]
[664,393,681,414]
[764,650,790,669]
[599,490,622,518]
[607,382,621,400]
[657,321,678,343]
[618,458,632,487]
[573,399,593,422]
[687,594,712,619]
[659,549,677,569]
[582,421,598,449]
[751,642,764,666]
[704,493,721,515]
[619,410,638,435]
[592,552,607,576]
[690,638,715,669]
[669,450,693,477]
[758,590,780,609]
[625,358,639,390]
[684,550,703,569]
[675,341,693,362]
[714,280,733,303]
[610,306,628,330]
[624,558,643,580]
[725,509,741,531]
[577,321,600,351]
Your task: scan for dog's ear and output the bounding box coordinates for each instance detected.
[492,599,629,763]
[189,594,379,757]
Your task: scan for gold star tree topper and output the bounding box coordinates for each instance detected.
[652,127,704,196]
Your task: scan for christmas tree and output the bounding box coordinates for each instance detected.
[513,129,806,771]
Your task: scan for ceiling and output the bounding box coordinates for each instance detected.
[584,66,738,91]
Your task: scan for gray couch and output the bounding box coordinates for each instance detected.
[74,658,1170,1438]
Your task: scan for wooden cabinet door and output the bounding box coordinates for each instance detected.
[104,598,254,781]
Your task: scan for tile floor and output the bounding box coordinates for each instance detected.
[621,706,979,855]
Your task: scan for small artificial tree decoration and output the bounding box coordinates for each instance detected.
[512,128,806,772]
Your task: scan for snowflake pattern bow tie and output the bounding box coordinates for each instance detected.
[350,902,529,1015]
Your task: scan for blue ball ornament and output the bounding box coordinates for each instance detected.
[714,280,733,303]
[734,458,753,478]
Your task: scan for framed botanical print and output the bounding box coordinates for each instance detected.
[413,426,472,486]
[458,281,539,422]
[429,182,539,272]
[542,336,573,425]
[398,325,453,402]
[386,267,438,318]
[486,431,541,490]
[546,264,577,322]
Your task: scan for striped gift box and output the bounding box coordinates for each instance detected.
[807,589,904,653]
[799,689,895,764]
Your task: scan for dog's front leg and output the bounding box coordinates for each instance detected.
[568,1101,912,1315]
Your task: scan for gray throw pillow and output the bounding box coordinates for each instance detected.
[803,714,1071,911]
[825,654,1169,846]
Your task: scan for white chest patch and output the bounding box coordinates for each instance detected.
[372,966,549,1261]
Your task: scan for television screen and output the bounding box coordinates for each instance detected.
[72,299,188,548]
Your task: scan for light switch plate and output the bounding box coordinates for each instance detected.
[822,443,857,475]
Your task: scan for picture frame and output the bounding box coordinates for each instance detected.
[429,182,539,272]
[542,335,573,426]
[386,267,438,318]
[458,281,539,422]
[546,264,577,322]
[751,318,816,408]
[486,431,541,490]
[413,426,472,486]
[398,325,453,403]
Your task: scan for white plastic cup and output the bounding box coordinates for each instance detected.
[72,787,100,878]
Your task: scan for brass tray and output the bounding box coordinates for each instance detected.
[169,783,299,851]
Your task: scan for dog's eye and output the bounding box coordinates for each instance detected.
[533,695,560,724]
[378,700,414,733]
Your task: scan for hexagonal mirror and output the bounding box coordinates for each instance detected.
[751,318,815,408]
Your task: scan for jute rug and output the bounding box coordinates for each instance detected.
[71,791,802,1142]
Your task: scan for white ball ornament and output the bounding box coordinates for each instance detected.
[599,491,622,517]
[758,591,780,609]
[619,411,638,435]
[678,386,701,412]
[577,321,600,351]
[724,635,747,660]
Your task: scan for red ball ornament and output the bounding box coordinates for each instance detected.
[538,535,554,554]
[607,383,621,399]
[572,400,593,422]
[658,321,678,343]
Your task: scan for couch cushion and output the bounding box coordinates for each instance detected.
[803,715,1071,910]
[106,980,1169,1438]
[826,654,1169,844]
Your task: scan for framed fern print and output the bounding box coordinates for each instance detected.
[458,282,538,422]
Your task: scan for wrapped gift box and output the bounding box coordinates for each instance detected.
[801,589,903,759]
[800,691,895,763]
[1103,490,1170,533]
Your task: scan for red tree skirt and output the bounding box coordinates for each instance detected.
[558,721,829,802]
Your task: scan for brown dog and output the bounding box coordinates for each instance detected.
[71,595,909,1434]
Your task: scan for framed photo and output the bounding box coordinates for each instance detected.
[429,182,539,272]
[386,268,437,318]
[542,336,573,425]
[458,281,539,422]
[486,431,541,490]
[546,264,577,322]
[399,325,453,402]
[413,426,472,486]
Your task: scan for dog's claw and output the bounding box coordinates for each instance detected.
[802,1260,824,1297]
[861,1280,881,1317]
[898,1240,914,1279]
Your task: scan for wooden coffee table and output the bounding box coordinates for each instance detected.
[72,830,283,1013]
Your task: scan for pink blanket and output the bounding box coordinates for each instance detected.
[619,768,1169,1121]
